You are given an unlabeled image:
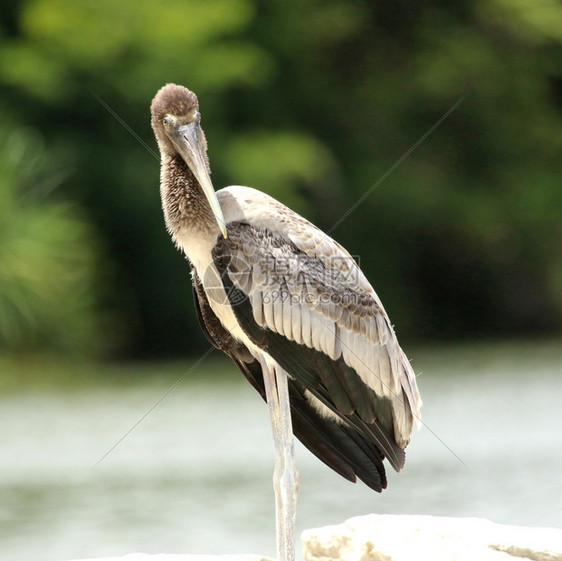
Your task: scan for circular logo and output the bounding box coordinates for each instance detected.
[201,252,251,307]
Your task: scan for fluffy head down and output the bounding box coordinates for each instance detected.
[150,83,200,156]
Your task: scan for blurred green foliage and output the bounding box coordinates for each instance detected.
[0,0,561,357]
[0,126,104,355]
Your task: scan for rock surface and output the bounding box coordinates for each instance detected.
[301,514,562,561]
[63,515,562,561]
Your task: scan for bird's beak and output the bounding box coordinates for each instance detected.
[168,121,227,238]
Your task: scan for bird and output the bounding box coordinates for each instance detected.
[150,83,421,561]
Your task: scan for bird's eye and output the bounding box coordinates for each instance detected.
[163,116,170,126]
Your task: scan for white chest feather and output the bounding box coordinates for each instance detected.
[173,218,262,357]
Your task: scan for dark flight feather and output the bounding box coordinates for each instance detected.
[191,269,390,491]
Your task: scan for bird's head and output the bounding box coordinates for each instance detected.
[151,83,227,237]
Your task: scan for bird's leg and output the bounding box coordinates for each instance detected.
[262,361,297,561]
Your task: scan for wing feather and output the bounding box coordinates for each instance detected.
[191,267,387,491]
[251,291,265,326]
[211,221,421,458]
[300,300,312,348]
[310,308,323,352]
[273,289,284,333]
[263,289,275,328]
[282,291,293,341]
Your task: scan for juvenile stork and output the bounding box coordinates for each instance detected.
[151,83,421,561]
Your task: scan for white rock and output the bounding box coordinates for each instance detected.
[301,514,562,561]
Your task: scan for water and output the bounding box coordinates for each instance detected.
[1,340,561,560]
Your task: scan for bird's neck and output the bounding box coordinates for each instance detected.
[160,154,220,243]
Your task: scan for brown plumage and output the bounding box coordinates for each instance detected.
[151,84,201,156]
[151,84,216,237]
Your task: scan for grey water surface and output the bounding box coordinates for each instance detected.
[1,340,561,560]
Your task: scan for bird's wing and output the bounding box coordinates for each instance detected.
[191,267,388,491]
[211,221,421,470]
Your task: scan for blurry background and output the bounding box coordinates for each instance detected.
[1,0,561,560]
